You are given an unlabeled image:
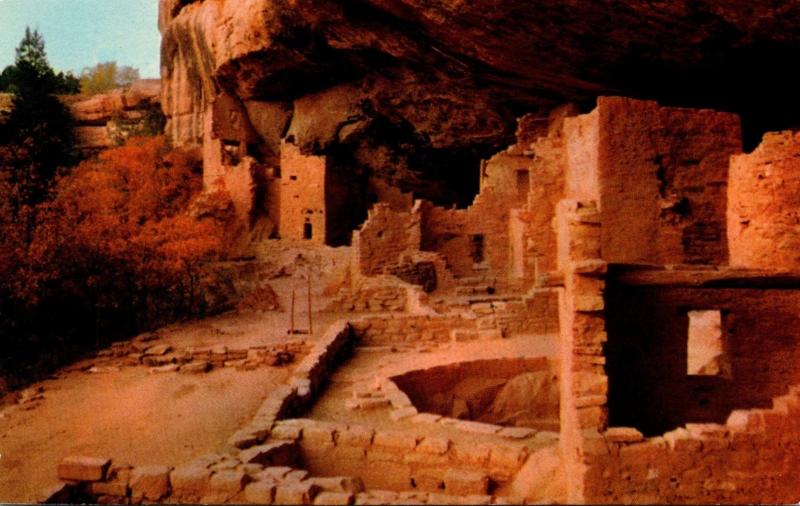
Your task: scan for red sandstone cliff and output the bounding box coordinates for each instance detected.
[67,79,163,150]
[159,0,800,154]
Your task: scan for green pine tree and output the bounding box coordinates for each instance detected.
[0,27,76,210]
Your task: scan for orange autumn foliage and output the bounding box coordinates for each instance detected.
[34,136,227,311]
[0,136,233,380]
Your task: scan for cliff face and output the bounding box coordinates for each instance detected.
[68,80,163,151]
[158,0,800,212]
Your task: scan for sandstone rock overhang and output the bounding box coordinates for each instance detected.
[159,0,800,152]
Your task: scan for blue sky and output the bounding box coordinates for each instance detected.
[0,0,160,78]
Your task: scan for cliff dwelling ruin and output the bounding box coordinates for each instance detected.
[5,0,800,504]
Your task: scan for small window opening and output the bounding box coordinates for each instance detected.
[516,169,530,203]
[290,175,298,181]
[471,234,485,263]
[222,140,240,165]
[687,310,730,377]
[303,222,313,240]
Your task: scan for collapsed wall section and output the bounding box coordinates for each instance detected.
[352,203,421,276]
[728,131,800,269]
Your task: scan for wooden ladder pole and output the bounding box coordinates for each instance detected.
[307,266,313,335]
[290,288,296,335]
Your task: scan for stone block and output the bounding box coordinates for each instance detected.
[179,361,211,374]
[188,453,223,469]
[57,456,111,482]
[211,458,241,472]
[497,427,535,440]
[452,443,491,466]
[618,441,663,462]
[143,344,172,356]
[477,329,504,340]
[374,431,417,451]
[417,436,450,455]
[130,465,171,501]
[275,482,321,505]
[332,446,368,462]
[410,413,441,425]
[390,406,418,421]
[347,397,391,410]
[240,441,299,467]
[384,390,413,409]
[411,467,445,492]
[272,422,303,441]
[314,491,354,505]
[684,423,729,439]
[253,466,294,482]
[443,468,489,496]
[604,427,645,443]
[489,445,527,470]
[244,481,275,504]
[452,420,501,435]
[663,428,702,452]
[205,469,250,502]
[229,430,263,450]
[38,482,75,504]
[170,464,212,496]
[727,409,765,432]
[88,480,129,498]
[306,476,365,494]
[148,363,180,373]
[286,469,310,482]
[337,426,374,447]
[303,424,336,447]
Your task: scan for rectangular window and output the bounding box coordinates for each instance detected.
[303,222,313,240]
[687,310,730,377]
[471,234,485,263]
[516,169,530,203]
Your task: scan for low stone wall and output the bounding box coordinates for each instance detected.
[582,385,800,503]
[227,321,358,450]
[42,321,359,505]
[326,276,409,313]
[468,289,559,338]
[84,333,307,375]
[271,417,533,494]
[350,314,478,345]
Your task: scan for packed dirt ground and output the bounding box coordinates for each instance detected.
[0,263,344,503]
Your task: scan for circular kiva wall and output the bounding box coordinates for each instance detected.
[390,357,559,431]
[728,131,800,269]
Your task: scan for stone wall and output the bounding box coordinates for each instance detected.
[326,276,409,313]
[419,189,510,279]
[554,196,800,504]
[350,315,478,346]
[279,142,327,244]
[352,203,422,277]
[554,199,608,503]
[563,97,742,266]
[728,131,800,269]
[605,282,800,437]
[580,389,800,504]
[288,417,531,494]
[510,127,567,283]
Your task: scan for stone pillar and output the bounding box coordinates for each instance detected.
[555,199,609,504]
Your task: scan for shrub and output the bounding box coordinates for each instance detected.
[0,136,232,384]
